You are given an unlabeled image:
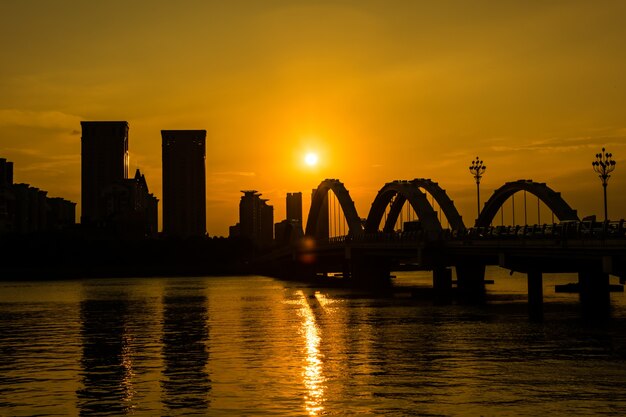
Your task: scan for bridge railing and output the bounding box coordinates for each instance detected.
[318,229,454,246]
[313,220,626,246]
[464,220,626,240]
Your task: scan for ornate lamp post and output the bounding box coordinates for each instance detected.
[469,156,486,218]
[592,148,616,221]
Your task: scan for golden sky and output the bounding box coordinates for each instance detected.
[1,1,626,235]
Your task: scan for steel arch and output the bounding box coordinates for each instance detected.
[305,179,364,237]
[364,180,442,233]
[411,178,465,231]
[475,180,579,227]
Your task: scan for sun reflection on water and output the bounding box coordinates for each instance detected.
[120,331,136,411]
[297,290,326,416]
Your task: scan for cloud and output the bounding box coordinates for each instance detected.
[1,147,78,175]
[0,109,82,131]
[489,133,626,153]
[211,171,256,177]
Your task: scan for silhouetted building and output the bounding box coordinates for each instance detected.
[312,188,329,239]
[274,220,293,247]
[0,158,75,234]
[81,121,129,226]
[162,130,206,238]
[47,197,77,230]
[0,158,76,234]
[0,158,15,232]
[260,201,274,248]
[273,192,304,246]
[228,223,241,238]
[101,169,159,238]
[239,191,273,248]
[286,192,303,237]
[286,192,302,223]
[0,158,13,186]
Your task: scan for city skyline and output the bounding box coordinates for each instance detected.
[1,2,626,236]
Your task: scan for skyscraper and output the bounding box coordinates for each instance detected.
[81,121,129,225]
[162,130,206,238]
[286,191,304,238]
[286,192,302,223]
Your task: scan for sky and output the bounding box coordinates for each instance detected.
[1,0,626,236]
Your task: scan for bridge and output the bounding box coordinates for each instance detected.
[257,178,626,319]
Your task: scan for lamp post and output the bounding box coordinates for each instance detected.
[469,156,486,219]
[592,148,616,221]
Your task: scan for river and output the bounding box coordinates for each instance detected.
[1,268,625,416]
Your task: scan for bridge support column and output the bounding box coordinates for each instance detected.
[527,271,543,321]
[455,263,486,301]
[578,271,610,318]
[350,255,392,289]
[433,267,452,293]
[433,266,453,304]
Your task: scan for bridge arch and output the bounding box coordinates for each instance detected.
[364,180,442,233]
[475,180,579,227]
[411,178,465,231]
[305,179,363,237]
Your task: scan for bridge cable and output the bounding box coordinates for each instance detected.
[524,190,528,226]
[333,193,336,237]
[512,193,516,226]
[537,196,541,225]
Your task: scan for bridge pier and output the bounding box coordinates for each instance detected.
[527,270,543,321]
[455,262,486,301]
[349,252,392,289]
[578,271,610,318]
[433,266,452,293]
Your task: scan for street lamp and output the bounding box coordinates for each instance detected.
[592,148,616,221]
[469,156,486,218]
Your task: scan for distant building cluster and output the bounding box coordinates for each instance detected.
[229,190,305,249]
[230,191,274,248]
[275,192,304,246]
[0,158,76,234]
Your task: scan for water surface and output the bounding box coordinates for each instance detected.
[1,269,625,416]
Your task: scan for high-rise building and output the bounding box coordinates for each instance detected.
[239,190,273,248]
[162,130,206,238]
[286,192,302,223]
[81,121,129,225]
[279,192,303,242]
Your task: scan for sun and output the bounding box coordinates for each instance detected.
[304,152,319,166]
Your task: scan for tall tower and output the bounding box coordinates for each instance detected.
[161,130,206,238]
[81,121,129,225]
[286,192,303,237]
[286,192,302,223]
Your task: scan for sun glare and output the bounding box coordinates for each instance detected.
[305,152,319,166]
